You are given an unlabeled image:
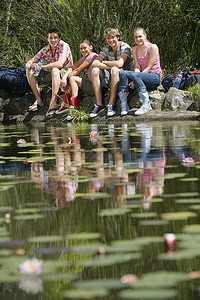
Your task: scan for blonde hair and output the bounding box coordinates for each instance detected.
[104,27,120,39]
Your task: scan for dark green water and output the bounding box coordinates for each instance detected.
[0,120,200,300]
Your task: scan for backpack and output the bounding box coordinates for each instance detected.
[162,68,199,92]
[0,66,31,96]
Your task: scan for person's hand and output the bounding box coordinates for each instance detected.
[129,82,135,89]
[26,61,37,71]
[60,79,67,92]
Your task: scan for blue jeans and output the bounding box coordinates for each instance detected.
[119,70,160,93]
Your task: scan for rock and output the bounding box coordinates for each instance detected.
[149,90,165,110]
[162,87,193,111]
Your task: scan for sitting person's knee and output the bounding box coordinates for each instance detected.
[92,67,100,78]
[111,67,120,77]
[51,67,60,76]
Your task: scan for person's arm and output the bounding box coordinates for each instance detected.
[142,44,158,73]
[132,46,140,72]
[68,59,92,78]
[26,57,38,70]
[42,55,67,70]
[103,55,127,68]
[60,59,82,91]
[92,56,110,69]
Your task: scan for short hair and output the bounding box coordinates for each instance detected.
[47,28,61,38]
[104,28,120,39]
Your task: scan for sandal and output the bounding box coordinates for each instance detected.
[28,100,44,112]
[46,107,58,118]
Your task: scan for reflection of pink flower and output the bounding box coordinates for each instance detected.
[17,139,26,144]
[89,131,99,144]
[121,274,138,284]
[182,157,195,167]
[19,278,43,294]
[89,131,98,137]
[18,258,43,275]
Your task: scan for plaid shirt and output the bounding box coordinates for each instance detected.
[34,40,73,68]
[99,41,134,70]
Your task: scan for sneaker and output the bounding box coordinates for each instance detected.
[135,103,152,115]
[89,105,105,118]
[55,104,69,114]
[121,101,129,116]
[107,104,116,117]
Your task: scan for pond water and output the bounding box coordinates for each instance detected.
[0,120,200,299]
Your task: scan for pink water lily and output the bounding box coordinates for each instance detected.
[18,258,43,275]
[121,274,138,284]
[17,139,26,144]
[163,233,176,247]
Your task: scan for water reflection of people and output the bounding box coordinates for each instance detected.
[31,127,85,207]
[121,123,166,208]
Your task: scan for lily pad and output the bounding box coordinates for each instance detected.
[14,214,44,220]
[99,208,131,217]
[183,224,200,233]
[119,288,177,299]
[175,199,200,204]
[28,235,64,243]
[74,279,125,290]
[42,273,76,281]
[161,211,197,220]
[131,212,157,218]
[65,232,101,240]
[133,271,188,289]
[76,253,140,267]
[62,288,108,299]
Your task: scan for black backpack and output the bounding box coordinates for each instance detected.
[0,66,31,96]
[162,68,199,92]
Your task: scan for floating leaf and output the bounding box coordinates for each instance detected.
[180,177,199,182]
[74,279,125,290]
[190,205,200,210]
[42,273,76,281]
[15,208,41,214]
[28,235,64,243]
[183,224,200,233]
[76,253,140,267]
[62,288,108,299]
[119,288,177,299]
[131,212,157,219]
[133,271,188,289]
[175,199,200,204]
[175,192,199,197]
[70,243,105,254]
[99,208,131,217]
[161,212,197,220]
[159,249,199,260]
[65,232,101,240]
[164,173,186,179]
[140,220,169,226]
[14,214,44,220]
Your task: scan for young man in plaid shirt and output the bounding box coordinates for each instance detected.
[26,28,73,118]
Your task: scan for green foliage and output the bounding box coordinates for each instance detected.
[0,0,199,72]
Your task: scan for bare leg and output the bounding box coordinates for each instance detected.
[46,68,61,117]
[26,68,43,109]
[91,68,102,106]
[69,76,82,97]
[109,67,120,105]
